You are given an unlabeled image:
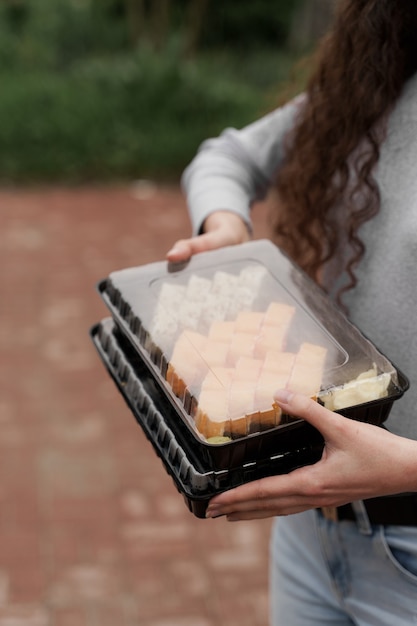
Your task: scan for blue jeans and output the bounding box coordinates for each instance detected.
[270,509,417,625]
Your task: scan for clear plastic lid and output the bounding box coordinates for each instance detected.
[101,240,403,443]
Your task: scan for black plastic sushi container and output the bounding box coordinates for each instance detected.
[91,318,326,518]
[94,240,408,477]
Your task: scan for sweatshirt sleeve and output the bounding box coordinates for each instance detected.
[181,94,305,235]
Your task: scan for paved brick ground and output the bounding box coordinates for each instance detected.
[0,183,274,626]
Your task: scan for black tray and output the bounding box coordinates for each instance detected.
[94,308,408,473]
[96,241,409,472]
[90,318,325,518]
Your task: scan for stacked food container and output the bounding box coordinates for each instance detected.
[90,240,408,518]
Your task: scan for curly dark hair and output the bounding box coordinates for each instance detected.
[272,0,417,301]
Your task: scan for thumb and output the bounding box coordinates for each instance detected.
[273,389,344,439]
[166,232,228,262]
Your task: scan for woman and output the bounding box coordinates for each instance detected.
[167,1,417,624]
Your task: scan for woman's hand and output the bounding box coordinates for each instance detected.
[166,210,251,263]
[205,390,417,521]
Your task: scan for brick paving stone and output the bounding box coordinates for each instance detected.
[0,184,273,626]
[52,608,88,626]
[0,605,50,626]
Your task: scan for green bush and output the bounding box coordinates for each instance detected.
[0,45,272,182]
[198,0,302,49]
[0,0,303,182]
[0,0,129,69]
[0,0,301,70]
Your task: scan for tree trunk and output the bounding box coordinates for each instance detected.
[150,0,171,52]
[183,0,210,58]
[125,0,146,47]
[289,0,337,51]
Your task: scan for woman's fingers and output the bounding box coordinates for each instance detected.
[205,467,316,518]
[166,232,226,262]
[273,389,346,442]
[166,210,251,262]
[204,394,358,521]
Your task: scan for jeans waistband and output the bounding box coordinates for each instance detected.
[319,493,417,528]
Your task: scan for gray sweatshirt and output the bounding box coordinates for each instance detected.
[182,75,417,439]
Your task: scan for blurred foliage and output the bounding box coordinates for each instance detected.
[0,46,270,181]
[197,0,300,50]
[0,0,128,69]
[0,0,306,183]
